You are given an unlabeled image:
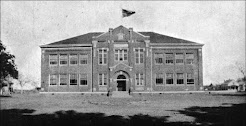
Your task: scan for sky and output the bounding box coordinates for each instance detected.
[1,1,245,86]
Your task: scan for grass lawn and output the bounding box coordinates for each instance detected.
[0,92,246,126]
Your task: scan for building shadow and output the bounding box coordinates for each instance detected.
[1,103,245,126]
[170,103,246,126]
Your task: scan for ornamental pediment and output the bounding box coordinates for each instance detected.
[93,25,149,42]
[109,62,133,71]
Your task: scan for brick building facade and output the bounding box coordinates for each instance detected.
[40,25,204,92]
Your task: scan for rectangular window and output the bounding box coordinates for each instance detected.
[135,48,144,64]
[80,74,87,85]
[98,49,107,65]
[187,73,194,84]
[154,53,163,64]
[186,53,194,64]
[99,73,107,86]
[59,54,68,65]
[69,54,78,65]
[49,54,58,66]
[79,54,88,65]
[175,53,184,64]
[115,49,128,61]
[59,74,67,85]
[177,73,184,84]
[156,73,163,85]
[50,74,57,85]
[165,53,174,64]
[70,74,77,85]
[166,73,173,85]
[135,73,144,86]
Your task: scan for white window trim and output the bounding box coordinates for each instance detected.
[59,74,68,86]
[154,53,163,65]
[135,73,144,86]
[98,73,107,86]
[59,54,68,66]
[114,48,128,61]
[79,73,88,86]
[155,73,164,85]
[49,74,57,86]
[134,48,145,64]
[79,54,88,65]
[186,73,195,85]
[69,74,78,86]
[176,73,185,86]
[69,54,78,66]
[165,73,174,86]
[49,54,58,67]
[98,48,108,65]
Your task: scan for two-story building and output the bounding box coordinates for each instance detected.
[40,25,204,92]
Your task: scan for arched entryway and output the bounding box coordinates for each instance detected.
[117,75,126,91]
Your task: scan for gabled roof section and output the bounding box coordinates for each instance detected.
[139,32,201,45]
[41,32,102,47]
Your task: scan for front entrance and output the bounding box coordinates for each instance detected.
[117,75,126,91]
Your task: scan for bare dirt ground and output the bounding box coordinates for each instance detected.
[0,91,246,126]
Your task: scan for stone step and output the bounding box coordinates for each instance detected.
[111,91,132,98]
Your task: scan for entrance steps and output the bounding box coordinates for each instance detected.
[111,91,132,98]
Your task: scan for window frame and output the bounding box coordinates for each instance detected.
[176,73,184,85]
[135,73,144,86]
[98,73,107,86]
[69,54,78,65]
[154,53,163,65]
[175,53,184,65]
[69,74,78,85]
[59,54,68,66]
[79,53,88,65]
[49,54,58,66]
[49,74,58,86]
[79,74,88,86]
[186,53,194,65]
[59,74,68,86]
[114,48,128,61]
[187,73,195,85]
[134,48,144,64]
[98,48,108,65]
[166,73,174,85]
[165,53,174,65]
[155,73,164,85]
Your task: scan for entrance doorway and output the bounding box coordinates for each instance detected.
[117,75,126,91]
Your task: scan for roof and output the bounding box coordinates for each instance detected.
[41,26,203,47]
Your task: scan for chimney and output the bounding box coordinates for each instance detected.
[109,28,113,36]
[129,28,133,40]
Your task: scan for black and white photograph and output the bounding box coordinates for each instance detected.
[0,1,245,126]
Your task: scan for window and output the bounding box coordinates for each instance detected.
[156,73,163,85]
[175,53,184,64]
[69,54,78,65]
[70,74,77,85]
[135,73,144,86]
[79,54,88,64]
[99,73,107,86]
[98,49,107,65]
[186,53,194,64]
[165,53,174,64]
[177,73,184,84]
[50,74,57,85]
[115,49,128,61]
[80,74,87,85]
[135,48,144,64]
[49,54,58,66]
[187,73,194,84]
[154,53,163,64]
[59,74,67,85]
[166,73,173,85]
[59,54,68,65]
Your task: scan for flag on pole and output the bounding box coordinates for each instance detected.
[122,9,135,18]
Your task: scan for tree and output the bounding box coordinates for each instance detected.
[235,62,246,81]
[0,41,18,88]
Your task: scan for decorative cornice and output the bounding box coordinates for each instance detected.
[40,44,92,48]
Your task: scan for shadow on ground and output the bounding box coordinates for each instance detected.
[0,103,245,126]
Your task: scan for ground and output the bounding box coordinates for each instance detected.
[0,91,246,126]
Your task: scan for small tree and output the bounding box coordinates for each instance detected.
[18,73,31,94]
[235,62,246,81]
[0,41,18,93]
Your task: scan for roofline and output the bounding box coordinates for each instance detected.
[150,43,204,46]
[40,44,92,48]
